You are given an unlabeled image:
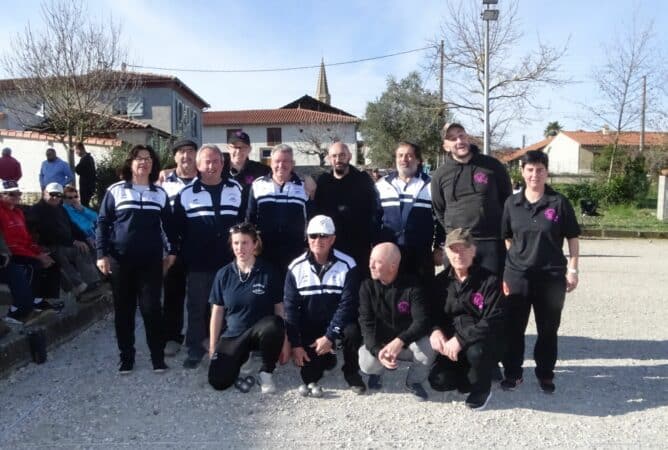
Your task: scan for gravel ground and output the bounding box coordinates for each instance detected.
[1,238,667,449]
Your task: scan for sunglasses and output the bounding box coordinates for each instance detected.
[229,223,257,234]
[49,192,63,198]
[65,195,79,200]
[4,192,21,197]
[308,233,332,239]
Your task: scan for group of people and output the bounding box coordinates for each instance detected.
[89,122,580,411]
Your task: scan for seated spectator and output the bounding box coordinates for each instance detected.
[62,186,97,247]
[428,228,506,411]
[28,182,100,296]
[358,242,435,401]
[0,180,62,319]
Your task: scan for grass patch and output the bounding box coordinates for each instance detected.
[583,203,668,231]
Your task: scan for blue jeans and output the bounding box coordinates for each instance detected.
[0,261,34,313]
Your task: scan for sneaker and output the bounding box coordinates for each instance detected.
[500,377,523,391]
[367,374,382,390]
[258,371,276,394]
[164,340,181,357]
[344,372,367,395]
[307,382,324,398]
[538,378,556,394]
[153,360,168,373]
[118,359,134,374]
[466,390,492,410]
[182,354,202,369]
[33,299,64,312]
[405,382,429,401]
[5,309,52,326]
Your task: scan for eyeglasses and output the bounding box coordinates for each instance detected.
[308,234,332,239]
[133,157,152,163]
[65,195,78,200]
[5,192,21,197]
[49,192,63,198]
[229,223,257,234]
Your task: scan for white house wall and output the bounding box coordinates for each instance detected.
[543,134,581,174]
[203,123,358,167]
[0,135,113,194]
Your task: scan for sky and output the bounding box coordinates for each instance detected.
[2,0,666,149]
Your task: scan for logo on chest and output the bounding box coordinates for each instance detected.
[473,172,489,185]
[397,300,410,315]
[252,283,266,295]
[544,208,559,223]
[471,292,484,310]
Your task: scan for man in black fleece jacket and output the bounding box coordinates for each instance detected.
[358,242,435,401]
[431,123,512,275]
[428,228,506,410]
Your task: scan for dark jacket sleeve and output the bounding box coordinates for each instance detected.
[358,279,382,356]
[431,171,446,230]
[245,185,258,224]
[494,160,512,209]
[430,272,452,334]
[171,192,186,254]
[453,276,506,347]
[501,197,513,240]
[326,266,360,342]
[95,190,116,259]
[283,271,303,347]
[160,190,177,256]
[397,286,430,346]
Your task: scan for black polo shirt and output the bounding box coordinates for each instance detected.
[209,258,282,338]
[502,186,580,274]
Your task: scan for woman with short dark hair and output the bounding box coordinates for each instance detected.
[96,145,176,374]
[500,150,580,394]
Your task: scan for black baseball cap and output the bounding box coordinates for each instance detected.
[171,139,198,154]
[228,131,251,146]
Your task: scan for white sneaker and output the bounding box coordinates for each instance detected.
[258,371,276,394]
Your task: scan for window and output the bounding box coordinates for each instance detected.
[227,129,242,141]
[115,96,143,117]
[175,99,184,131]
[267,128,282,146]
[191,111,198,137]
[260,147,272,166]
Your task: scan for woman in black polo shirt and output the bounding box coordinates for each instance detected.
[500,150,580,394]
[208,222,290,394]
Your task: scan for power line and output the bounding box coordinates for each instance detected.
[126,46,436,74]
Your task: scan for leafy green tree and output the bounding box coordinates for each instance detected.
[361,72,447,168]
[544,121,563,137]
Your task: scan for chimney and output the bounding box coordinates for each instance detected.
[601,124,610,135]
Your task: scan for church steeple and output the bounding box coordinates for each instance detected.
[315,58,331,105]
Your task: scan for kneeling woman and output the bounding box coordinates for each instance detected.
[208,223,290,393]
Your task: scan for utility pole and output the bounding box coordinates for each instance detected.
[482,0,499,156]
[640,75,646,153]
[439,40,444,109]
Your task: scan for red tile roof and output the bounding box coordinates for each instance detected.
[500,137,554,162]
[0,129,121,146]
[562,130,667,147]
[204,109,360,126]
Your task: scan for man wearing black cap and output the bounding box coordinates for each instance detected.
[431,123,512,276]
[158,139,198,356]
[428,228,506,410]
[226,131,271,208]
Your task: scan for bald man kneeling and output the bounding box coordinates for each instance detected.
[357,243,435,401]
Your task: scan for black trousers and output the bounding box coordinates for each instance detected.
[12,255,61,299]
[208,315,285,391]
[429,339,502,394]
[162,257,186,343]
[300,322,362,384]
[502,270,567,380]
[109,257,164,362]
[473,239,506,276]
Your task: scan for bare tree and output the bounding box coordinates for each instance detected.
[293,124,348,167]
[430,0,567,146]
[0,0,137,171]
[585,12,666,181]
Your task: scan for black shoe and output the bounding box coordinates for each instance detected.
[153,360,168,373]
[367,374,382,390]
[466,390,492,410]
[457,383,472,394]
[538,378,555,394]
[183,355,202,369]
[405,382,428,401]
[33,299,64,312]
[344,372,367,395]
[118,359,134,374]
[500,377,523,391]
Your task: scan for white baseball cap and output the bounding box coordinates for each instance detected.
[45,182,64,194]
[307,215,335,236]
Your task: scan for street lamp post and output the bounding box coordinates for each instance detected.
[482,0,499,156]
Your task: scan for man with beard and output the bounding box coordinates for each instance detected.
[376,141,443,282]
[313,142,379,272]
[172,144,243,369]
[159,139,198,356]
[431,123,511,276]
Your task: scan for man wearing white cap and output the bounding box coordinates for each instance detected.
[284,214,367,397]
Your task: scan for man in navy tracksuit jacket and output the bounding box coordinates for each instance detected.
[376,141,444,282]
[245,144,310,275]
[172,144,243,368]
[284,215,366,395]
